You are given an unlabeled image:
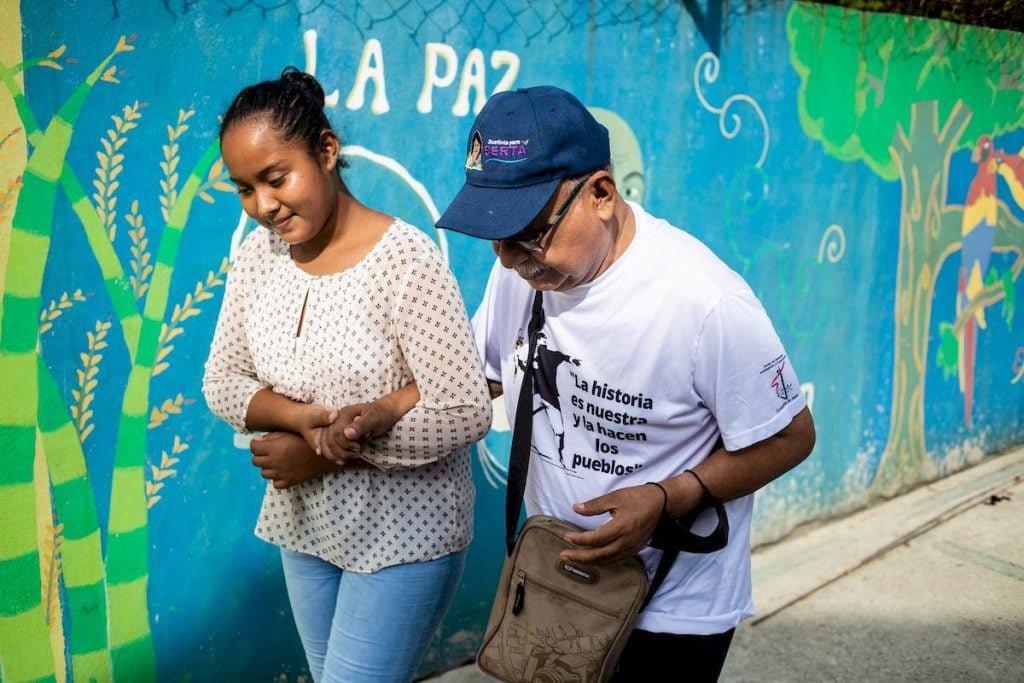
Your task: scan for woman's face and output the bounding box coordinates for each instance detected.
[472,138,481,155]
[221,117,338,245]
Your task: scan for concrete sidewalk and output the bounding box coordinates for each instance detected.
[724,448,1023,682]
[424,447,1024,682]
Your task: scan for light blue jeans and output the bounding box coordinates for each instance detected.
[280,547,467,683]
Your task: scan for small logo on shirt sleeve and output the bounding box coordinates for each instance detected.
[760,354,797,408]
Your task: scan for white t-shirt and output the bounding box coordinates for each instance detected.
[472,201,806,634]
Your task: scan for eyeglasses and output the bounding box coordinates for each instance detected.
[501,172,595,253]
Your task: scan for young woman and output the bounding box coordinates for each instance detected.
[203,67,491,682]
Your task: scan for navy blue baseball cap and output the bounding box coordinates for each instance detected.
[436,86,610,240]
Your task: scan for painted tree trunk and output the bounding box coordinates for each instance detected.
[0,44,123,682]
[871,101,970,496]
[104,140,220,680]
[12,82,122,683]
[38,358,112,682]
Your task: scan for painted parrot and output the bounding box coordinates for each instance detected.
[958,135,998,427]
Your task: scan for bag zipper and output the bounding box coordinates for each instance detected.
[511,568,626,619]
[512,570,526,615]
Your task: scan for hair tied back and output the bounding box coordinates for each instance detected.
[280,66,326,108]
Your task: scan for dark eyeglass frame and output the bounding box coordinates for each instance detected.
[501,172,596,253]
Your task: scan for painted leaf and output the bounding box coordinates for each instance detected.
[148,409,167,428]
[115,35,135,53]
[153,468,176,482]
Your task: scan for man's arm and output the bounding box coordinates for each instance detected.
[561,406,816,564]
[661,405,816,516]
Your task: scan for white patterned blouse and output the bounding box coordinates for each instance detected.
[203,219,491,572]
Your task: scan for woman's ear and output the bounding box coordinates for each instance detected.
[320,129,341,172]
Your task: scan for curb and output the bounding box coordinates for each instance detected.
[749,447,1024,623]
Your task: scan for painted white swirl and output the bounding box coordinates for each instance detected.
[817,224,846,263]
[476,439,508,489]
[693,52,770,169]
[342,144,449,263]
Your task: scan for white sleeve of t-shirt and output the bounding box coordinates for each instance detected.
[471,260,505,384]
[692,287,807,451]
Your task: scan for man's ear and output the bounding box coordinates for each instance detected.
[591,170,618,219]
[320,129,341,171]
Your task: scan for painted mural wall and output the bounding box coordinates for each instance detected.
[0,0,1021,680]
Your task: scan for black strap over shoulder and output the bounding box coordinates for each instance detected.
[505,290,545,556]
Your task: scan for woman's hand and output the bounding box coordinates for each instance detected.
[318,384,420,463]
[318,402,393,463]
[245,389,337,453]
[295,403,338,454]
[250,431,355,489]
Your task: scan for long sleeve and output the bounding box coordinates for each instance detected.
[202,234,266,432]
[359,253,492,469]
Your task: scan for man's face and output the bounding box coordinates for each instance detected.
[492,172,617,292]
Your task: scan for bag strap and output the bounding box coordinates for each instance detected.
[641,474,730,610]
[505,290,545,556]
[649,474,730,555]
[642,547,679,610]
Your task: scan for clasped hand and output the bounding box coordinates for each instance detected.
[289,400,397,465]
[251,399,396,488]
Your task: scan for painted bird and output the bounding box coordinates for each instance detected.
[958,135,999,427]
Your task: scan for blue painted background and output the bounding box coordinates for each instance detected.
[5,0,1023,679]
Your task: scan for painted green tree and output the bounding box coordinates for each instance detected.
[787,4,1024,496]
[0,36,230,681]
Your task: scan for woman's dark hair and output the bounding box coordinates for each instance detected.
[220,66,348,169]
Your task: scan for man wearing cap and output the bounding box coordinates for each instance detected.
[438,86,815,680]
